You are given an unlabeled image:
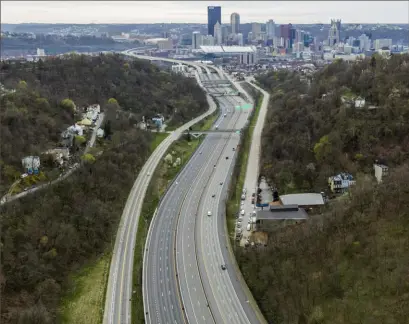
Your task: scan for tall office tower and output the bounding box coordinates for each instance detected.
[336,19,342,39]
[252,23,262,39]
[266,19,275,40]
[358,34,371,51]
[192,31,203,49]
[207,6,221,36]
[328,19,340,46]
[202,35,215,46]
[280,23,292,48]
[231,12,240,34]
[374,38,392,50]
[214,22,222,45]
[221,25,229,43]
[237,33,244,46]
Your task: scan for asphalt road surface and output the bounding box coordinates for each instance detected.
[238,80,271,246]
[103,60,217,324]
[143,73,237,324]
[145,70,264,324]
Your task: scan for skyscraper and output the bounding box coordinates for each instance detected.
[328,19,340,46]
[208,6,221,37]
[192,31,202,49]
[251,23,262,40]
[214,22,222,45]
[266,19,275,40]
[231,12,240,34]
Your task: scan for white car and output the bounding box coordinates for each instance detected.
[207,211,212,216]
[246,224,251,231]
[240,209,245,216]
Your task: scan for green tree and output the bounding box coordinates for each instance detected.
[81,153,96,164]
[60,98,76,112]
[313,135,333,162]
[74,135,86,146]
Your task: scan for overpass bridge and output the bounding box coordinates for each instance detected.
[201,79,232,86]
[184,129,241,138]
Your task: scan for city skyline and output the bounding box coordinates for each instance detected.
[1,1,409,24]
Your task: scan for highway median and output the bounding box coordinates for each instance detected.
[132,108,219,322]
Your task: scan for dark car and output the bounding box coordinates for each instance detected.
[220,182,223,185]
[212,194,216,198]
[221,264,227,270]
[226,156,229,160]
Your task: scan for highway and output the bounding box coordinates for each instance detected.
[143,73,237,324]
[103,55,218,324]
[144,66,265,324]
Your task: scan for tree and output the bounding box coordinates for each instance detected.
[81,153,96,164]
[107,98,118,105]
[74,135,86,146]
[313,135,332,163]
[60,98,76,113]
[103,120,113,139]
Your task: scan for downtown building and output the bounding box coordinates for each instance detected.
[207,6,221,37]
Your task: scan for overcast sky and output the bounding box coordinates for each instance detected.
[1,1,408,24]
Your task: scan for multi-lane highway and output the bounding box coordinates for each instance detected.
[143,73,240,324]
[103,56,217,324]
[144,67,265,324]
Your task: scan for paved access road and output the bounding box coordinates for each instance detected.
[238,79,271,246]
[103,58,217,324]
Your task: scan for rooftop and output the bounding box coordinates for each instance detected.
[200,45,257,54]
[280,193,325,206]
[257,205,308,220]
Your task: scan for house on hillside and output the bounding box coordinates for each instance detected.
[45,148,70,166]
[374,163,389,183]
[328,172,356,193]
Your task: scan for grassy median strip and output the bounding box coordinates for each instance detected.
[131,110,218,322]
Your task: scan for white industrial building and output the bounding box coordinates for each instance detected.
[199,45,259,65]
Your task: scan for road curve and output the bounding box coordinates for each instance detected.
[103,56,217,324]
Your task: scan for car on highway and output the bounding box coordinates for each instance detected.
[240,209,245,216]
[232,147,235,151]
[221,264,227,270]
[246,224,252,231]
[220,181,223,185]
[207,211,212,216]
[237,223,242,228]
[224,113,227,117]
[226,156,229,160]
[237,217,243,223]
[212,194,216,198]
[147,172,150,176]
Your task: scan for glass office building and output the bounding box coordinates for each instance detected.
[207,6,221,37]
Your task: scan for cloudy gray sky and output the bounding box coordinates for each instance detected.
[1,1,408,24]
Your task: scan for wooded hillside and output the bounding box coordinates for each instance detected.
[236,54,409,323]
[0,54,207,192]
[256,54,409,192]
[0,54,208,323]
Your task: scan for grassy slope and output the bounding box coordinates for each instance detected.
[58,132,169,324]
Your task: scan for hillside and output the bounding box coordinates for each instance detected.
[0,54,207,193]
[234,54,409,324]
[256,54,409,193]
[0,54,207,323]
